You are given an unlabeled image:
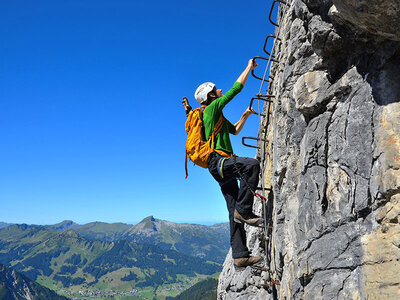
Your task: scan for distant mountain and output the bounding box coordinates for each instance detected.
[44,220,132,241]
[74,221,132,241]
[45,217,230,264]
[0,222,11,229]
[122,216,230,263]
[0,263,68,300]
[45,220,78,232]
[0,225,221,292]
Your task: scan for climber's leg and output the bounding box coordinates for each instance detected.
[220,178,249,258]
[219,156,260,215]
[208,154,249,258]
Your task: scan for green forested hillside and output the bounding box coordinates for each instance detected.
[0,263,68,300]
[123,216,230,263]
[73,221,132,241]
[0,224,221,296]
[0,222,10,230]
[167,278,218,300]
[39,217,230,264]
[45,220,79,232]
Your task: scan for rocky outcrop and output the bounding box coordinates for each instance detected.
[331,0,400,42]
[0,263,68,300]
[218,0,400,299]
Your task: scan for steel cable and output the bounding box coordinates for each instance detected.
[253,0,292,288]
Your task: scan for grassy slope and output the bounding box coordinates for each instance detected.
[123,217,230,263]
[0,225,221,299]
[74,222,132,241]
[167,278,218,300]
[1,218,230,264]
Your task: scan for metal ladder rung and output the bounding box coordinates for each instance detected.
[269,0,288,27]
[264,279,281,287]
[263,35,281,58]
[256,186,272,191]
[242,136,266,149]
[256,93,275,98]
[249,97,273,117]
[251,56,279,82]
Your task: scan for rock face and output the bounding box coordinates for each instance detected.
[218,0,400,299]
[331,0,400,42]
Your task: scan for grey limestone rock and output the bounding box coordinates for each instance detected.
[293,70,331,116]
[218,0,400,299]
[331,0,400,41]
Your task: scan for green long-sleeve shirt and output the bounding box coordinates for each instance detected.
[203,82,243,155]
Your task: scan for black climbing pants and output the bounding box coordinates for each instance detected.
[208,153,260,259]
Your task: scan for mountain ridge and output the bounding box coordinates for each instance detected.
[0,222,11,230]
[1,216,230,264]
[0,224,221,293]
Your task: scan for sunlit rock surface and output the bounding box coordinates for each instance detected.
[331,0,400,42]
[218,0,400,299]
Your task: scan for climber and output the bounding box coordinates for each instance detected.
[194,58,263,268]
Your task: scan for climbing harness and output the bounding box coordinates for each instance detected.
[232,155,267,203]
[217,157,228,179]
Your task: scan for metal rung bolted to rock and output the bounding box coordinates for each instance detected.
[249,97,274,117]
[251,56,279,82]
[269,0,288,27]
[242,136,266,149]
[264,279,281,287]
[264,35,281,58]
[256,93,275,99]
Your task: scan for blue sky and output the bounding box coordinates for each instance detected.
[0,0,275,225]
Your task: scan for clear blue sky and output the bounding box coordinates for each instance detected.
[1,0,275,225]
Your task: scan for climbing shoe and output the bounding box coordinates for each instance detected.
[234,256,262,268]
[234,209,264,227]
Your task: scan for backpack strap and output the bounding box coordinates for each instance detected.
[211,115,232,158]
[185,150,189,179]
[210,114,225,151]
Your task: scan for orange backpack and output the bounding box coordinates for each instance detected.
[185,106,230,178]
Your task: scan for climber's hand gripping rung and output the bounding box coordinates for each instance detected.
[251,56,278,82]
[249,97,273,117]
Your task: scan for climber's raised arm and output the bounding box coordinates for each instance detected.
[234,107,256,135]
[236,59,258,86]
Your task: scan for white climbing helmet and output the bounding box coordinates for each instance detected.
[194,82,216,104]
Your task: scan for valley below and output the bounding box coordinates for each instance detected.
[0,217,229,299]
